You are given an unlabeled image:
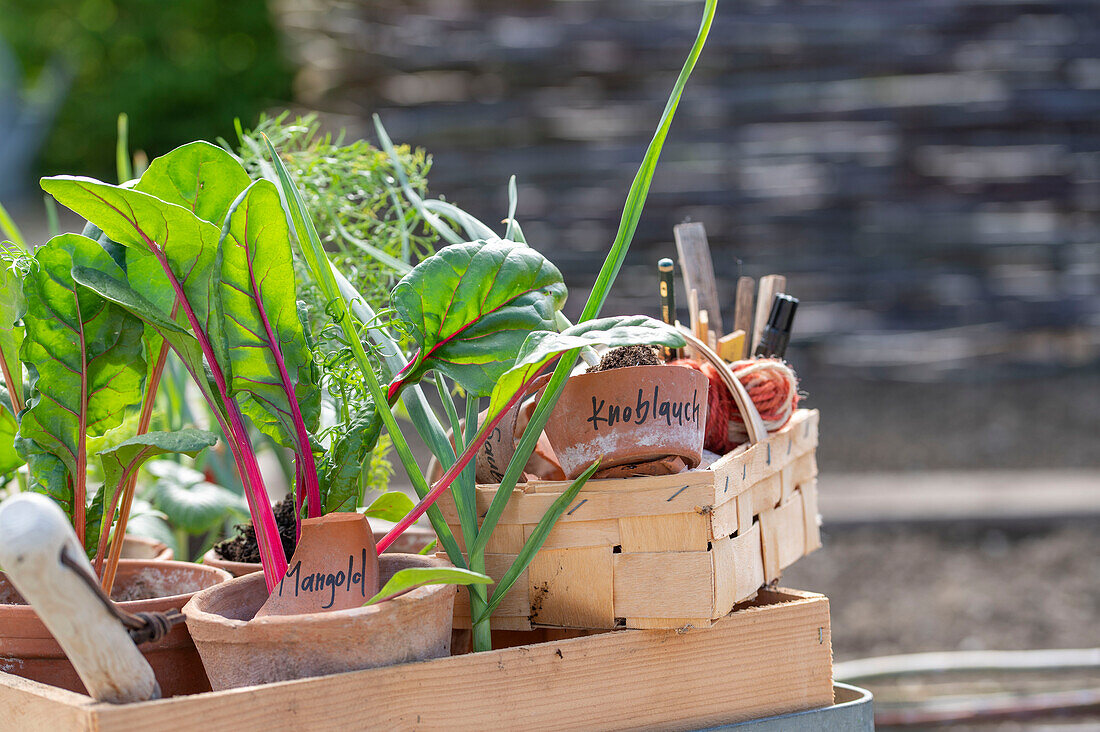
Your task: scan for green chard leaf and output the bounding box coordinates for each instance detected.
[69,265,233,430]
[0,262,26,414]
[362,490,415,523]
[134,141,252,226]
[218,180,320,449]
[485,315,686,424]
[40,176,228,364]
[391,240,567,396]
[16,234,146,549]
[0,395,22,475]
[93,429,218,554]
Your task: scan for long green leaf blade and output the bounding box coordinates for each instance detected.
[364,566,492,606]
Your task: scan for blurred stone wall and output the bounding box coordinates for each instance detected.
[277,0,1100,380]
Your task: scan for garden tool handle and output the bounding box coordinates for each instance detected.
[0,493,161,703]
[677,328,768,445]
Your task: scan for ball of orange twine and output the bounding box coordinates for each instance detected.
[672,357,800,454]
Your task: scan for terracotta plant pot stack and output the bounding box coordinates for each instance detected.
[0,559,230,696]
[183,553,457,690]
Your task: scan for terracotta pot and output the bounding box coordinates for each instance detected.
[203,523,436,577]
[0,559,230,697]
[119,534,174,561]
[183,553,456,690]
[543,364,710,479]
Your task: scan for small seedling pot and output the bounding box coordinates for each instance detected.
[544,364,709,479]
[202,524,436,577]
[120,534,174,561]
[0,559,229,696]
[183,553,457,690]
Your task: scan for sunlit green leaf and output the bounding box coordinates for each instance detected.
[95,429,218,551]
[361,491,415,523]
[364,566,491,606]
[392,239,566,395]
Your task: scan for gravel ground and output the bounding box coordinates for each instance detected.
[782,522,1100,662]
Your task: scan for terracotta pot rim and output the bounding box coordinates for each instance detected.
[0,559,231,613]
[576,363,698,378]
[184,553,451,635]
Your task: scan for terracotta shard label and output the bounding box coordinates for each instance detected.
[254,513,380,618]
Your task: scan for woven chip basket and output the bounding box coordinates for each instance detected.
[440,333,821,631]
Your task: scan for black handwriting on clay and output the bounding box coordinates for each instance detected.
[586,386,701,431]
[277,548,370,609]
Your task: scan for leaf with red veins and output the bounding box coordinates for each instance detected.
[391,240,566,396]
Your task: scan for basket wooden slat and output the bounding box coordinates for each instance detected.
[443,408,821,630]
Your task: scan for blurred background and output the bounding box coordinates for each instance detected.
[2,0,1097,724]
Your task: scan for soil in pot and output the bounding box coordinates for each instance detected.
[588,344,663,371]
[209,496,435,577]
[214,495,297,564]
[0,559,230,697]
[183,553,457,690]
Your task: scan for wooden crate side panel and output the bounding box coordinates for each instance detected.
[523,471,713,494]
[622,616,714,629]
[528,546,616,628]
[780,451,818,503]
[0,673,94,732]
[80,592,833,732]
[712,522,766,615]
[710,498,740,540]
[612,551,715,618]
[750,473,783,515]
[618,512,709,552]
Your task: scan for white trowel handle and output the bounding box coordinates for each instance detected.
[0,493,163,703]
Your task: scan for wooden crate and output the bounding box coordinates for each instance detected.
[1,588,833,732]
[442,408,821,630]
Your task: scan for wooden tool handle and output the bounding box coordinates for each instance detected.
[677,328,767,445]
[0,493,160,703]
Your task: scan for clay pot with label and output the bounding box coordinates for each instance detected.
[183,553,457,690]
[543,364,709,479]
[0,559,230,696]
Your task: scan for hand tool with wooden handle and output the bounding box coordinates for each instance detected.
[0,493,162,703]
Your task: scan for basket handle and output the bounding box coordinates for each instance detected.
[677,328,767,445]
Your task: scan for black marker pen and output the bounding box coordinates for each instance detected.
[754,294,798,359]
